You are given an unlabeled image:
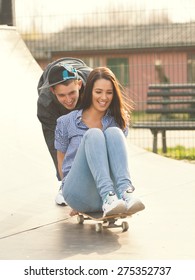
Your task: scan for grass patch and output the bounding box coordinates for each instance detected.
[152,145,195,161]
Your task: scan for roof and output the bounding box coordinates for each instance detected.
[25,22,195,59]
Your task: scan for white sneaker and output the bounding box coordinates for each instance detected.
[55,186,67,206]
[122,188,145,215]
[102,191,126,217]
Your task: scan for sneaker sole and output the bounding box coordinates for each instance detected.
[103,201,127,217]
[55,202,67,206]
[55,195,67,206]
[126,200,145,215]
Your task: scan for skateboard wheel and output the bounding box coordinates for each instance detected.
[95,223,103,232]
[77,214,84,224]
[122,221,129,232]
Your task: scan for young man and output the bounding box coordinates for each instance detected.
[37,58,92,205]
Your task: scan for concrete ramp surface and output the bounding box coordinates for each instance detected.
[0,26,195,261]
[0,26,61,239]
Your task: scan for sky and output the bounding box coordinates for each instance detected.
[14,0,195,33]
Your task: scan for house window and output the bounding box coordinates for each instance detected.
[187,54,195,83]
[107,58,129,86]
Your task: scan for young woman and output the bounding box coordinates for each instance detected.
[55,67,145,216]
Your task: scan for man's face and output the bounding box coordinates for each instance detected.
[51,80,82,110]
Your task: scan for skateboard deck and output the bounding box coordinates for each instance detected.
[77,211,131,232]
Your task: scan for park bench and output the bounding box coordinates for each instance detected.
[132,83,195,153]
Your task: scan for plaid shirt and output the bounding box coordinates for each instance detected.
[55,109,128,178]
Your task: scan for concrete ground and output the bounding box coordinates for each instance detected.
[0,26,195,260]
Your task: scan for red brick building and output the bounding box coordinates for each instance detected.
[26,22,195,110]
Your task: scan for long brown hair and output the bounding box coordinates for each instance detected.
[80,67,132,129]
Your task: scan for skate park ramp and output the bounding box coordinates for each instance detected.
[0,26,195,261]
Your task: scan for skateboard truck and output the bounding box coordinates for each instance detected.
[77,213,129,232]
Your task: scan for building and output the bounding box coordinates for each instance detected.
[26,22,195,110]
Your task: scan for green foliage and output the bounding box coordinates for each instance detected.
[149,145,195,161]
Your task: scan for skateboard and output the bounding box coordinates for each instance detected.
[77,211,131,232]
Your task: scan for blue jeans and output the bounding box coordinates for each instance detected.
[62,127,133,212]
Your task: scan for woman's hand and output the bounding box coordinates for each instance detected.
[69,209,79,216]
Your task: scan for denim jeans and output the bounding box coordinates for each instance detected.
[62,127,133,212]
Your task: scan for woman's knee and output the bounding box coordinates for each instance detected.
[84,128,104,141]
[104,127,124,139]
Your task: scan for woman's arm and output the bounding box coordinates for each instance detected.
[57,150,65,180]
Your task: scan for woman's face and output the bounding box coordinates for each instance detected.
[91,78,114,113]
